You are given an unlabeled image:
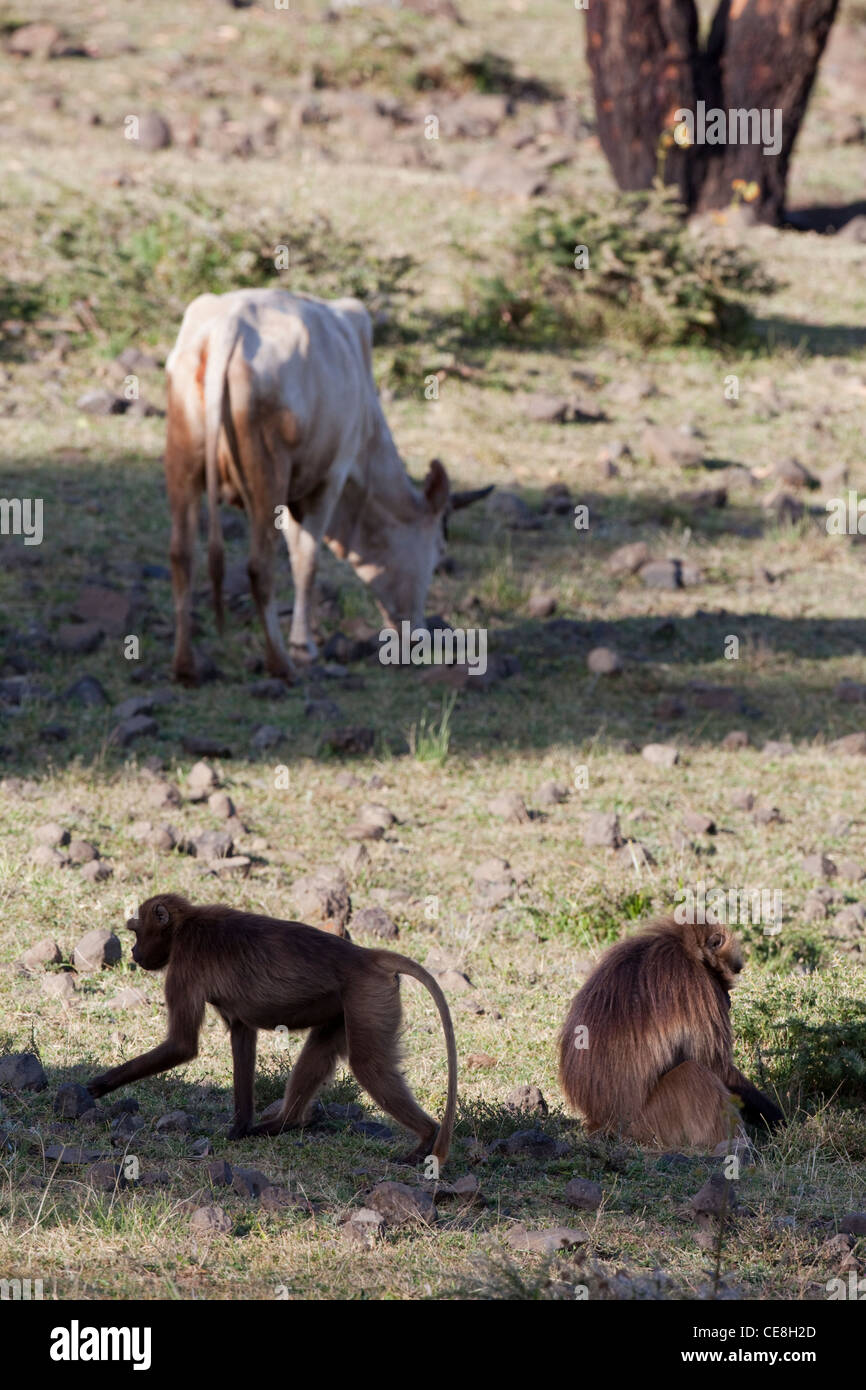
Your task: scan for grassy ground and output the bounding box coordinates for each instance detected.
[0,0,865,1301]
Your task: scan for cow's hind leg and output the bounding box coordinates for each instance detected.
[166,387,204,684]
[247,520,293,679]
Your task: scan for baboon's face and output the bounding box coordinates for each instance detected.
[703,926,743,986]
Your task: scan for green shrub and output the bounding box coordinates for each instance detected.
[460,185,775,348]
[734,960,866,1102]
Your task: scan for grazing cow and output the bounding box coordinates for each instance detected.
[165,288,489,683]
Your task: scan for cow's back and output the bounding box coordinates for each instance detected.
[168,290,376,470]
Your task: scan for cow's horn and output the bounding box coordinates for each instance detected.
[450,485,494,510]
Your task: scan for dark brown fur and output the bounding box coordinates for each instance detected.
[88,894,458,1165]
[558,917,783,1148]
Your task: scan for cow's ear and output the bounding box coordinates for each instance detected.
[423,458,450,513]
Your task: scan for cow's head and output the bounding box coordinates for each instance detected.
[335,460,492,632]
[349,458,451,631]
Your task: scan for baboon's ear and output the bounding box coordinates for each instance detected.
[154,903,170,927]
[706,930,725,951]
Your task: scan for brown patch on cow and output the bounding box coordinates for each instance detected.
[194,345,208,404]
[277,408,300,448]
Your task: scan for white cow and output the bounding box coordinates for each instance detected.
[164,289,488,683]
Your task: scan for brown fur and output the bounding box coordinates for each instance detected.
[558,917,783,1148]
[88,894,458,1166]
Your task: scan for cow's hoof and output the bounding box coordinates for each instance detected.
[172,665,199,687]
[289,643,317,666]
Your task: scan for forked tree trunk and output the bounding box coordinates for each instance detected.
[585,0,840,224]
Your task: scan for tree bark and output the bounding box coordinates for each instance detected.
[585,0,840,224]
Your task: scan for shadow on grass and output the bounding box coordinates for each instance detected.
[1,451,866,772]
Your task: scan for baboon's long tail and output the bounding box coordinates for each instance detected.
[202,313,243,631]
[375,950,458,1166]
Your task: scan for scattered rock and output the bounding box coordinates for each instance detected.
[583,811,622,849]
[840,1212,866,1236]
[341,842,370,875]
[81,859,113,883]
[136,110,173,151]
[527,588,557,619]
[112,715,157,747]
[836,858,865,882]
[31,845,68,869]
[690,1172,738,1219]
[367,1181,436,1226]
[682,811,715,835]
[753,802,781,825]
[64,675,109,707]
[466,1052,497,1069]
[587,646,622,675]
[44,1144,102,1164]
[351,906,398,939]
[762,740,795,759]
[506,1084,547,1116]
[155,1110,192,1134]
[291,867,351,931]
[829,731,866,755]
[802,853,837,880]
[607,542,650,575]
[107,987,147,1009]
[68,838,98,864]
[537,780,568,805]
[190,1205,232,1235]
[503,1127,557,1158]
[323,725,375,755]
[73,929,122,972]
[639,559,681,590]
[54,1082,93,1119]
[564,1177,603,1211]
[722,731,749,751]
[642,743,679,767]
[487,791,530,823]
[232,1167,273,1198]
[190,829,234,861]
[75,391,125,418]
[18,938,62,973]
[208,791,235,819]
[772,457,817,490]
[144,780,182,811]
[641,424,703,469]
[186,761,218,799]
[43,973,77,1000]
[34,822,69,849]
[206,1159,233,1187]
[341,1207,386,1246]
[505,1224,587,1254]
[86,1161,124,1192]
[730,789,755,811]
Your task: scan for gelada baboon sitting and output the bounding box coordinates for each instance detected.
[559,917,783,1148]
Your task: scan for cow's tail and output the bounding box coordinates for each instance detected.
[372,949,458,1168]
[202,313,243,632]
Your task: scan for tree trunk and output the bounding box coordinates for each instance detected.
[585,0,840,224]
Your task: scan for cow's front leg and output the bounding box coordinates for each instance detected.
[284,514,320,662]
[248,521,294,679]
